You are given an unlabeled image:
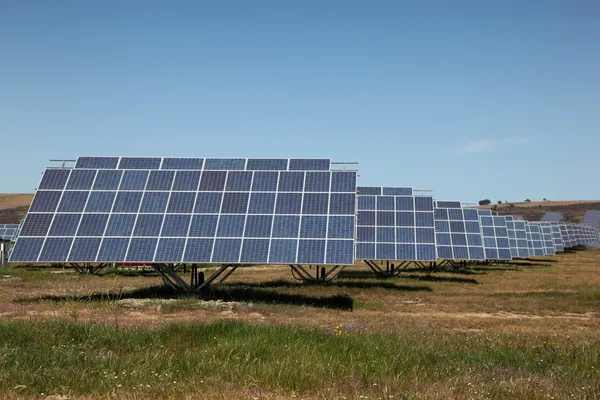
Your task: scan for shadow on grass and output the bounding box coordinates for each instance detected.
[340,269,477,284]
[15,284,355,311]
[225,279,432,293]
[398,274,479,284]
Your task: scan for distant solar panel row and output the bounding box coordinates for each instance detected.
[540,212,564,222]
[0,224,19,241]
[74,157,331,171]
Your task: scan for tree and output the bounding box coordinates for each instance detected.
[543,198,547,202]
[479,199,491,206]
[524,199,531,203]
[497,200,502,204]
[491,205,498,211]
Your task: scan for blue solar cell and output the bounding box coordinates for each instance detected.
[377,227,395,242]
[377,197,395,210]
[396,197,414,211]
[437,201,461,209]
[469,247,485,260]
[183,238,214,262]
[414,197,434,211]
[268,239,298,263]
[436,233,451,245]
[244,215,273,238]
[397,227,415,243]
[450,221,465,232]
[194,192,223,213]
[448,209,463,221]
[358,211,375,226]
[75,157,119,169]
[188,214,218,237]
[146,170,175,191]
[465,221,480,233]
[161,214,191,237]
[29,191,62,212]
[275,193,302,214]
[133,214,164,236]
[358,196,376,210]
[38,169,71,190]
[454,246,469,259]
[199,171,227,191]
[452,234,467,246]
[21,214,54,236]
[221,192,249,214]
[416,228,435,243]
[172,170,201,191]
[126,238,158,261]
[326,240,354,264]
[434,208,448,220]
[417,244,436,261]
[382,187,412,196]
[297,240,326,263]
[497,238,510,248]
[212,238,242,262]
[225,171,253,191]
[484,237,496,248]
[167,192,196,213]
[278,172,305,192]
[415,212,434,227]
[435,220,450,232]
[66,170,96,190]
[396,212,414,227]
[302,193,329,214]
[38,238,73,261]
[304,172,330,192]
[397,244,416,260]
[93,170,123,190]
[495,227,508,237]
[240,239,270,262]
[251,172,279,191]
[85,191,116,212]
[105,214,137,236]
[77,214,109,236]
[485,248,499,259]
[482,227,495,236]
[49,214,82,236]
[57,191,89,212]
[154,238,185,262]
[331,172,356,193]
[377,211,395,227]
[300,216,327,238]
[357,187,381,196]
[356,242,375,259]
[204,158,245,170]
[119,170,149,190]
[480,216,493,226]
[113,192,143,213]
[330,193,355,214]
[376,243,395,260]
[97,238,129,261]
[9,238,45,262]
[467,234,483,246]
[463,209,479,221]
[327,216,354,239]
[161,158,204,170]
[437,246,452,259]
[248,193,276,214]
[119,157,161,169]
[493,216,506,226]
[272,216,300,237]
[246,159,288,170]
[217,215,246,237]
[357,227,375,241]
[288,159,330,171]
[68,238,102,261]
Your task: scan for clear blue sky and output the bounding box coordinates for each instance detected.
[2,0,599,203]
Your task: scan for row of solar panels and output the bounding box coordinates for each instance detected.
[7,157,600,265]
[540,210,600,231]
[0,224,20,241]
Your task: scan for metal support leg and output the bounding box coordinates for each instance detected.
[288,264,345,283]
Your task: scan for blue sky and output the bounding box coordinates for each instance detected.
[1,0,599,203]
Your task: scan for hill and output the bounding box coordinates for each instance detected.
[477,200,600,222]
[0,194,34,224]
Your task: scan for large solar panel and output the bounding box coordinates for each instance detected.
[581,210,600,230]
[542,222,564,252]
[525,222,545,256]
[11,159,357,265]
[540,212,563,222]
[505,216,530,258]
[536,223,556,255]
[477,210,511,260]
[434,203,485,261]
[356,187,437,261]
[0,224,19,241]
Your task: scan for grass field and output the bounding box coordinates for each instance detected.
[1,248,600,399]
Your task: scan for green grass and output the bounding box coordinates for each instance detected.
[1,320,599,399]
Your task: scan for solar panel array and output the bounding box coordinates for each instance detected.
[540,212,564,222]
[505,216,530,258]
[542,222,564,252]
[536,223,556,256]
[356,187,437,261]
[581,210,600,230]
[525,222,545,256]
[10,158,358,265]
[477,210,511,260]
[0,224,19,241]
[434,202,485,260]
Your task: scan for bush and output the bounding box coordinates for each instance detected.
[479,199,491,206]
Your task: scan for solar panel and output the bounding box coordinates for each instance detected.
[477,210,511,260]
[536,223,556,255]
[436,201,462,209]
[0,224,19,241]
[356,187,436,261]
[525,222,545,256]
[434,204,485,261]
[540,212,563,222]
[505,216,530,258]
[558,223,572,248]
[581,210,600,230]
[11,159,357,265]
[542,222,564,252]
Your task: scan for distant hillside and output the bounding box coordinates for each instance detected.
[477,200,600,222]
[0,194,33,224]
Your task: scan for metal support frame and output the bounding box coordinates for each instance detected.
[151,263,239,291]
[364,260,409,277]
[288,264,345,283]
[70,263,106,274]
